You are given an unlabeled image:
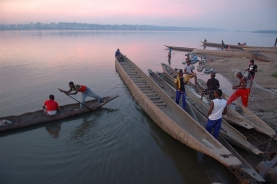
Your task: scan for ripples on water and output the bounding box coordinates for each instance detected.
[1,30,274,184]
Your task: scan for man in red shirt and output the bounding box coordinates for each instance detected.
[43,95,61,116]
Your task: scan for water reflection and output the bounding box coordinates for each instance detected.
[45,122,61,138]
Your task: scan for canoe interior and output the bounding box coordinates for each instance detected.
[115,56,244,169]
[149,70,264,182]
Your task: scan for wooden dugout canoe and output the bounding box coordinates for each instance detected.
[201,41,276,50]
[165,45,271,62]
[148,70,265,183]
[0,95,119,133]
[115,55,242,169]
[159,65,262,155]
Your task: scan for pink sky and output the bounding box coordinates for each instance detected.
[1,0,277,31]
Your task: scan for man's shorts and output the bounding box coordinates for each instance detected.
[184,74,194,82]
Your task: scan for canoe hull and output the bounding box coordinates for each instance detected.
[0,95,119,133]
[116,57,242,168]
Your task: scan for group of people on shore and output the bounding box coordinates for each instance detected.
[43,82,105,116]
[174,58,257,139]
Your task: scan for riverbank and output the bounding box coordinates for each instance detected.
[198,51,277,175]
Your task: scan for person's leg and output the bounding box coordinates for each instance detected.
[86,88,102,103]
[241,89,250,107]
[194,75,197,86]
[213,118,222,139]
[206,119,215,135]
[227,89,242,105]
[175,90,181,104]
[81,92,87,108]
[181,92,186,109]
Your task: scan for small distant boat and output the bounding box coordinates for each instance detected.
[115,54,242,169]
[0,95,119,133]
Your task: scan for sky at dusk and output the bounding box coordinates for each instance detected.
[1,0,276,31]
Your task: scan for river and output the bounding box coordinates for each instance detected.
[0,30,275,184]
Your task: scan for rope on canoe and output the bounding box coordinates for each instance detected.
[227,167,257,184]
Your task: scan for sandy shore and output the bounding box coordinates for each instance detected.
[197,50,277,176]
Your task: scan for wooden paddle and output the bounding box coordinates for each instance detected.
[58,88,95,111]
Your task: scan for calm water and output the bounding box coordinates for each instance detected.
[0,30,275,184]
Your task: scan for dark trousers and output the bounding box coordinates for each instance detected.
[175,90,186,109]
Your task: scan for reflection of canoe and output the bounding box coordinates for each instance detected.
[0,95,119,133]
[149,70,265,183]
[115,55,242,169]
[161,63,262,154]
[201,41,276,49]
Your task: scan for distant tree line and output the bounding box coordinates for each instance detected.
[0,22,227,32]
[252,30,277,34]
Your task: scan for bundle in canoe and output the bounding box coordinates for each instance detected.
[159,65,262,155]
[148,70,265,183]
[115,54,242,169]
[0,95,119,133]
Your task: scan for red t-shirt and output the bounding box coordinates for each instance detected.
[44,100,59,111]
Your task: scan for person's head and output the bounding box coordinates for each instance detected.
[211,72,216,78]
[214,89,222,98]
[236,72,243,79]
[178,69,183,77]
[69,81,74,88]
[250,59,254,64]
[187,60,191,65]
[49,94,55,100]
[117,49,119,51]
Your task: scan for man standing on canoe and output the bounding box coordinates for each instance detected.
[175,69,186,109]
[59,82,105,108]
[43,94,61,116]
[200,72,220,100]
[184,60,197,86]
[206,89,227,139]
[227,72,251,107]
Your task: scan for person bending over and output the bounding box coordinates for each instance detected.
[227,72,251,107]
[59,82,105,108]
[201,72,220,100]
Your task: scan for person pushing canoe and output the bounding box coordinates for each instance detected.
[59,81,105,108]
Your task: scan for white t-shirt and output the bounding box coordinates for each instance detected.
[208,98,227,120]
[184,65,193,75]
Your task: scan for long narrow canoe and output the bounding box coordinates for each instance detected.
[197,78,277,140]
[222,94,277,140]
[115,55,242,169]
[201,41,277,49]
[0,95,119,133]
[164,45,271,62]
[148,70,265,183]
[159,67,262,155]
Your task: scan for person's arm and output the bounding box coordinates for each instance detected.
[233,78,246,89]
[254,65,257,73]
[59,88,73,93]
[222,105,227,115]
[216,81,220,89]
[67,85,79,95]
[207,101,214,117]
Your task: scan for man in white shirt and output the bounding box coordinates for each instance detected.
[206,89,227,139]
[184,60,197,85]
